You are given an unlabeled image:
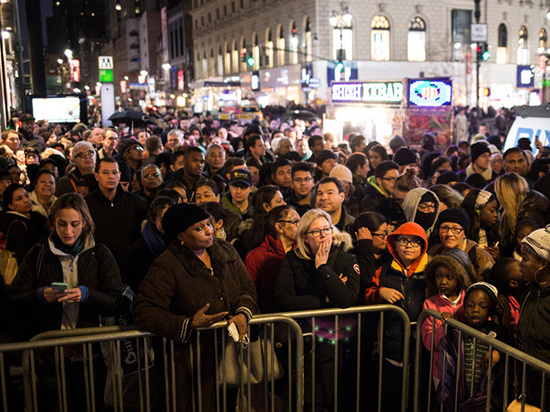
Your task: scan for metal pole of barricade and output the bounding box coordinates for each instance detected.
[378,311,384,412]
[0,353,7,412]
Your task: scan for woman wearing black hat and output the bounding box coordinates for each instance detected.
[133,203,258,412]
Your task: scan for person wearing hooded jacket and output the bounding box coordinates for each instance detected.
[402,187,440,240]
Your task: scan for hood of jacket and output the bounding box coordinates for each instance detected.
[261,234,286,257]
[520,190,550,215]
[402,188,440,235]
[387,222,429,276]
[366,175,389,197]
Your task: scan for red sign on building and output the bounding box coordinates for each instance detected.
[70,59,80,82]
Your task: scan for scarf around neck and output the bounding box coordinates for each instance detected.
[142,221,166,257]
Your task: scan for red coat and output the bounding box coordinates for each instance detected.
[245,235,287,313]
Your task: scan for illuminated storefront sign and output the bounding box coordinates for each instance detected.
[408,78,452,107]
[331,81,403,104]
[70,59,80,82]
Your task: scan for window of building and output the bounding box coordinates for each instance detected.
[290,21,299,65]
[278,25,285,66]
[518,25,529,64]
[240,0,243,8]
[216,9,219,19]
[231,2,235,13]
[224,43,231,74]
[539,28,548,53]
[266,28,274,68]
[407,16,426,62]
[208,13,211,23]
[201,16,204,27]
[252,33,260,70]
[331,11,353,61]
[497,23,507,64]
[224,5,227,16]
[451,9,471,61]
[232,41,238,73]
[371,15,390,61]
[305,18,313,63]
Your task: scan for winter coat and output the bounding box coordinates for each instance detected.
[516,282,550,407]
[8,236,123,340]
[133,239,258,412]
[402,188,441,238]
[360,176,389,214]
[245,234,288,313]
[0,210,47,264]
[353,239,391,299]
[365,222,429,363]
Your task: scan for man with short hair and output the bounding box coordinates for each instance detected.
[204,143,226,178]
[137,164,163,205]
[165,129,184,153]
[117,138,144,174]
[98,128,118,159]
[458,142,498,182]
[144,135,163,165]
[221,169,253,217]
[173,146,207,195]
[308,135,325,160]
[85,158,148,270]
[360,160,399,213]
[170,150,185,173]
[346,153,369,216]
[315,176,355,234]
[56,141,97,195]
[271,158,292,196]
[314,149,337,181]
[350,135,366,154]
[503,147,528,176]
[286,161,314,216]
[245,135,267,164]
[87,127,103,148]
[18,114,46,152]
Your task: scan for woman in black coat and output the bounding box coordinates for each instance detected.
[275,208,360,411]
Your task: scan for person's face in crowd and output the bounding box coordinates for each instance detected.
[41,162,59,178]
[464,290,491,329]
[474,152,491,170]
[376,169,398,196]
[250,138,266,158]
[9,187,31,214]
[273,165,292,189]
[55,207,85,247]
[519,244,547,283]
[95,161,121,192]
[292,171,314,198]
[491,154,504,173]
[53,124,62,135]
[171,186,188,203]
[458,143,470,155]
[170,154,185,172]
[192,129,201,141]
[356,160,369,179]
[393,188,407,208]
[248,166,260,187]
[103,130,119,152]
[154,207,170,234]
[264,191,286,213]
[316,182,344,214]
[230,123,241,134]
[276,209,300,241]
[73,146,97,173]
[296,139,308,158]
[218,127,228,140]
[207,147,225,171]
[179,119,190,131]
[25,153,39,165]
[8,166,21,184]
[394,235,423,267]
[479,200,498,227]
[439,222,466,249]
[369,150,383,171]
[126,144,144,162]
[319,158,336,177]
[355,140,366,153]
[504,151,527,176]
[141,166,162,192]
[516,225,537,246]
[436,161,452,172]
[137,131,150,146]
[178,218,214,251]
[479,124,489,136]
[4,132,20,152]
[371,223,388,254]
[507,260,524,290]
[278,140,293,156]
[304,216,333,256]
[435,265,459,297]
[195,185,220,206]
[310,139,325,155]
[20,119,33,133]
[166,133,182,152]
[0,177,11,196]
[89,128,103,146]
[35,173,55,199]
[184,151,205,177]
[229,182,252,204]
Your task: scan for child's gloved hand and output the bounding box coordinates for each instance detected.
[480,350,500,374]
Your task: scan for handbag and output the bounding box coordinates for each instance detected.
[218,328,283,388]
[507,399,540,412]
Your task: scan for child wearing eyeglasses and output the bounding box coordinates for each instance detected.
[364,221,429,411]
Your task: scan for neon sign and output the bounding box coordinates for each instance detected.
[331,81,403,105]
[408,79,452,107]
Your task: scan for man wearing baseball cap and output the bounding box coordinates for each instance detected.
[221,169,253,217]
[19,114,46,152]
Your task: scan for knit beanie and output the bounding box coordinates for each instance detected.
[389,135,408,154]
[470,142,491,163]
[436,171,459,185]
[329,165,353,183]
[393,147,417,166]
[162,203,210,241]
[465,282,499,308]
[522,224,550,263]
[436,207,470,236]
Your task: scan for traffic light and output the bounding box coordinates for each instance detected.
[483,87,491,97]
[476,43,491,61]
[246,53,255,67]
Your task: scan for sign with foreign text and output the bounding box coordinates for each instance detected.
[98,56,114,70]
[408,78,452,107]
[471,24,488,42]
[70,59,80,82]
[330,81,404,105]
[99,69,113,83]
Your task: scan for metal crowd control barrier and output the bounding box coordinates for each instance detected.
[414,309,550,412]
[266,304,412,412]
[0,315,303,412]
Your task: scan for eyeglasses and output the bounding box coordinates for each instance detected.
[372,231,388,239]
[131,146,144,151]
[278,219,300,226]
[293,177,313,183]
[418,203,436,213]
[75,150,95,159]
[396,237,423,247]
[381,177,397,182]
[439,226,464,235]
[307,227,333,238]
[143,173,161,179]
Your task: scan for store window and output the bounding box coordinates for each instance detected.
[278,25,285,66]
[518,25,529,64]
[331,10,353,61]
[407,16,426,62]
[266,28,274,68]
[290,21,298,65]
[451,9,471,61]
[539,28,548,53]
[371,15,390,61]
[497,23,507,64]
[305,17,313,63]
[232,41,238,73]
[252,33,260,70]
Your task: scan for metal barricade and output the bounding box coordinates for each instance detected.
[0,315,303,412]
[414,309,550,412]
[265,304,412,412]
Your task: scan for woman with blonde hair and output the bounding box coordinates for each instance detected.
[275,208,360,411]
[495,173,550,257]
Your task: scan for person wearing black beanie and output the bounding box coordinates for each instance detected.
[459,142,498,183]
[393,147,419,174]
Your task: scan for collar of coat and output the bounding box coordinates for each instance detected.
[167,239,237,276]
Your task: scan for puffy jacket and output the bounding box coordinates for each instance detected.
[360,176,389,213]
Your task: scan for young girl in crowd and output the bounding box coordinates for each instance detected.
[421,255,472,386]
[490,258,523,338]
[440,282,508,411]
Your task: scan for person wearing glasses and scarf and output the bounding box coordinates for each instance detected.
[275,208,360,411]
[428,208,494,282]
[55,141,97,196]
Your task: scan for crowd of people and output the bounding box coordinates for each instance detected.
[0,108,549,411]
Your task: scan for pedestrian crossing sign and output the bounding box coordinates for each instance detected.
[98,56,114,70]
